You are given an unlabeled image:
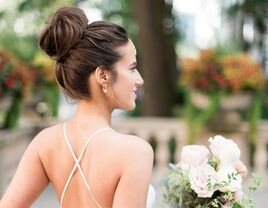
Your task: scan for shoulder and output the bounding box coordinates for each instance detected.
[105,131,153,155]
[110,134,154,207]
[32,123,62,143]
[29,123,63,154]
[107,132,154,167]
[120,134,154,157]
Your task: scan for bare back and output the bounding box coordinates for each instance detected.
[0,121,153,208]
[36,123,153,208]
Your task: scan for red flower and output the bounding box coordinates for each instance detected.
[180,49,265,93]
[5,77,16,89]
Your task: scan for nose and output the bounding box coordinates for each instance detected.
[136,71,144,87]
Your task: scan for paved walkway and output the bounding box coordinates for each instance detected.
[33,180,268,208]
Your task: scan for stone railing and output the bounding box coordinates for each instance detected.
[112,117,268,186]
[253,121,268,186]
[0,117,267,196]
[112,117,188,174]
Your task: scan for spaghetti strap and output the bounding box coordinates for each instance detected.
[60,123,112,208]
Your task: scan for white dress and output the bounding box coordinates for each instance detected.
[147,184,156,208]
[61,123,155,208]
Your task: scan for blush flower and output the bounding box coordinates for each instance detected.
[209,135,240,165]
[162,134,259,208]
[188,163,217,198]
[234,160,248,177]
[216,165,242,192]
[179,145,210,170]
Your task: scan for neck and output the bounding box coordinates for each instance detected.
[70,99,112,127]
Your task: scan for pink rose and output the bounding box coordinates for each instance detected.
[209,135,240,164]
[189,163,217,198]
[234,160,248,177]
[180,145,210,168]
[216,165,242,192]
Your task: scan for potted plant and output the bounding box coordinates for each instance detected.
[180,49,265,143]
[0,49,35,129]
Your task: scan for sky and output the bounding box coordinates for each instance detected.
[173,0,221,48]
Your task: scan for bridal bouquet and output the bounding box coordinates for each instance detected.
[162,135,260,208]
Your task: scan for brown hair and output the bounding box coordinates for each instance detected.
[39,6,129,100]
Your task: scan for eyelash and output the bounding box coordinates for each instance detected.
[130,67,137,72]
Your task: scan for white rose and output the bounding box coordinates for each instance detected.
[209,135,240,165]
[188,163,217,198]
[216,165,242,192]
[180,145,210,168]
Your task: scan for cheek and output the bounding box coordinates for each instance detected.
[112,74,136,108]
[113,73,133,91]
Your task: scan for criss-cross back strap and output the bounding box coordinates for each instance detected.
[60,123,112,208]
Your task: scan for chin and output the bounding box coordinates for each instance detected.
[121,103,136,111]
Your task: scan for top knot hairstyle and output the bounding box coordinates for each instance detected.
[39,6,129,100]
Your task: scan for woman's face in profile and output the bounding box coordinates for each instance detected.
[110,40,144,111]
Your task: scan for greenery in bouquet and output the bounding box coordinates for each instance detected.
[162,135,261,208]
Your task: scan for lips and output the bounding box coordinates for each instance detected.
[132,88,144,101]
[132,91,137,98]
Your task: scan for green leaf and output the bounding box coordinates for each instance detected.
[232,202,243,208]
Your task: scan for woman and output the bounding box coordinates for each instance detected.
[0,6,155,208]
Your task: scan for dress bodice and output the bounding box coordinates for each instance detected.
[146,184,156,208]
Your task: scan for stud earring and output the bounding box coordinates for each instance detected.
[102,87,107,93]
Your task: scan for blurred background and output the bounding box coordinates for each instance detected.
[0,0,268,207]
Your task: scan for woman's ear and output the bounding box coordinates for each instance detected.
[95,67,109,83]
[95,67,109,93]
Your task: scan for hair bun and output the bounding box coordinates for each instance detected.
[39,7,88,61]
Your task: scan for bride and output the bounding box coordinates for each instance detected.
[0,6,155,208]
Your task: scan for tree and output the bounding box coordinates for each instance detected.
[225,0,268,58]
[0,0,80,125]
[0,0,77,61]
[132,0,178,116]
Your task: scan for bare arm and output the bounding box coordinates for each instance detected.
[112,137,154,208]
[0,133,49,208]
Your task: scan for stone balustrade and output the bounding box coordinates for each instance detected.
[112,118,268,185]
[112,117,187,174]
[254,121,268,186]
